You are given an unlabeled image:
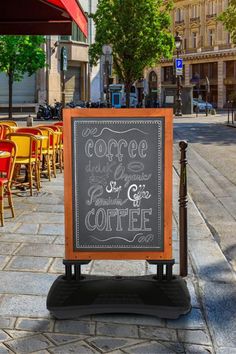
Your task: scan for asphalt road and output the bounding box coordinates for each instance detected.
[173,113,236,273]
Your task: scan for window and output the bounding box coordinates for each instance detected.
[226,61,236,78]
[72,23,87,42]
[150,71,157,82]
[208,29,214,46]
[184,38,187,50]
[163,66,174,82]
[209,62,217,79]
[208,1,216,15]
[224,0,229,10]
[193,62,217,79]
[60,23,87,43]
[191,4,199,18]
[200,63,208,78]
[192,32,197,48]
[192,64,201,78]
[175,8,183,22]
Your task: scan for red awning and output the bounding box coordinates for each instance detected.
[43,0,88,37]
[0,0,88,36]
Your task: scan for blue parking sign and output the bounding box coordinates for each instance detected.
[175,58,183,69]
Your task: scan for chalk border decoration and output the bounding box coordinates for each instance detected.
[72,117,164,252]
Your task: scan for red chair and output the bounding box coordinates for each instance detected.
[0,124,12,139]
[0,140,17,226]
[16,128,42,136]
[37,125,59,132]
[54,122,63,127]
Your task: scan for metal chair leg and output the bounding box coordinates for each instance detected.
[0,185,4,226]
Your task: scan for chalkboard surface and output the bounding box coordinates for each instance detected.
[72,117,164,251]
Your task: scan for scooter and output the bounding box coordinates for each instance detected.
[36,101,52,120]
[51,100,62,120]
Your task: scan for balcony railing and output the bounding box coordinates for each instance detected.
[175,20,185,25]
[203,46,214,51]
[206,14,217,19]
[219,44,232,50]
[190,17,200,22]
[185,48,198,54]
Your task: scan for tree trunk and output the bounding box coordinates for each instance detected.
[8,71,13,120]
[125,82,131,108]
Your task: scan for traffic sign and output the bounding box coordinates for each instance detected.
[176,68,183,76]
[175,58,183,70]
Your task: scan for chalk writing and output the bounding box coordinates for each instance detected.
[127,184,151,207]
[85,138,148,161]
[106,181,122,198]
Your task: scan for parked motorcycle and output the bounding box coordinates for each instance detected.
[51,100,62,120]
[37,100,63,120]
[36,101,52,120]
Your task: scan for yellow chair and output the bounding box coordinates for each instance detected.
[16,128,43,188]
[0,140,17,226]
[0,121,18,127]
[55,125,64,171]
[38,125,63,172]
[52,124,64,171]
[6,133,41,196]
[37,127,56,180]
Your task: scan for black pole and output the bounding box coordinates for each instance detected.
[179,140,188,277]
[105,58,110,107]
[205,92,208,116]
[176,75,182,116]
[61,71,66,109]
[228,100,230,124]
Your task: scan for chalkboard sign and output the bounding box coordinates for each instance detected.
[72,118,163,251]
[63,109,173,260]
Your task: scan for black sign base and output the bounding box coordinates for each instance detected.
[47,274,191,319]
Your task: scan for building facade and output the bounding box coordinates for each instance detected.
[43,0,99,106]
[36,21,89,106]
[145,0,236,109]
[0,1,98,111]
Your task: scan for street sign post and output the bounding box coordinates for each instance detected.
[60,47,68,108]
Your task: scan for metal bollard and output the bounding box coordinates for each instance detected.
[179,140,188,277]
[27,114,33,127]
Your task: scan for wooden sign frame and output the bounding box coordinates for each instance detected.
[63,108,173,261]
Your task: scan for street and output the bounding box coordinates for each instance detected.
[174,113,236,273]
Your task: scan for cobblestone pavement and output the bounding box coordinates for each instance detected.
[0,115,235,353]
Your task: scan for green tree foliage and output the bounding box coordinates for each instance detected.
[89,0,173,106]
[0,36,46,119]
[218,1,236,44]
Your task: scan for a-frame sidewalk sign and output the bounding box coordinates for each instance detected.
[47,108,191,319]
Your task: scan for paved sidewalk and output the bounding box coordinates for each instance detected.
[0,147,235,353]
